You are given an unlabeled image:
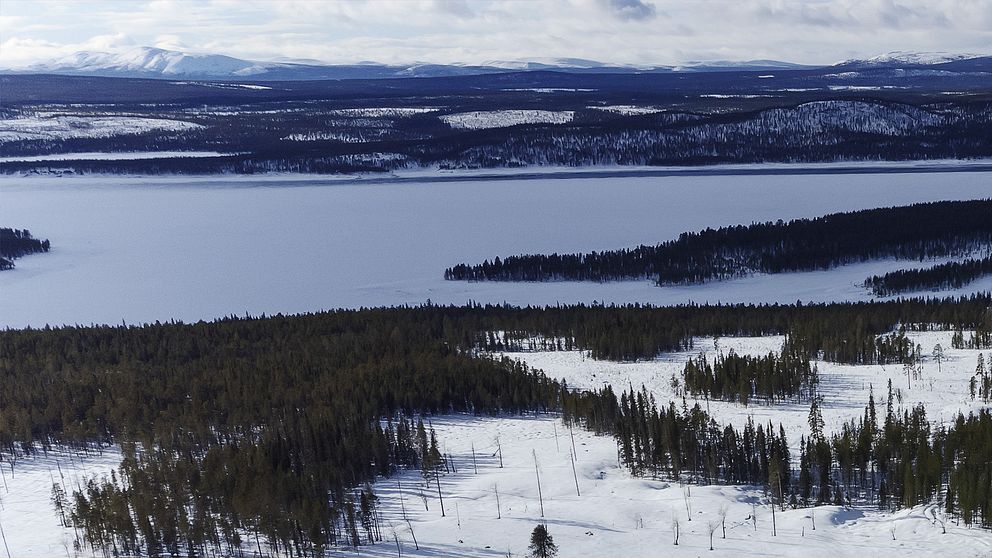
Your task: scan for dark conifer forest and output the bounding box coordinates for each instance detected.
[444,199,992,286]
[3,297,992,554]
[865,256,992,296]
[0,227,50,270]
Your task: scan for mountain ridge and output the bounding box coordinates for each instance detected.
[4,46,989,81]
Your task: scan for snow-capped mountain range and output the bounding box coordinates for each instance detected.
[4,46,988,81]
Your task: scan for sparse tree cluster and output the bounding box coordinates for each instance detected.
[681,347,817,404]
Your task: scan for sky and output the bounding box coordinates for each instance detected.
[0,0,989,68]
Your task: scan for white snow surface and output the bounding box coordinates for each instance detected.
[359,413,992,557]
[0,151,235,162]
[0,114,203,143]
[3,170,992,328]
[441,110,574,129]
[6,333,992,556]
[587,105,664,115]
[1,448,121,557]
[498,330,991,456]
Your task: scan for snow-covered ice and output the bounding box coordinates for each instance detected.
[2,170,992,328]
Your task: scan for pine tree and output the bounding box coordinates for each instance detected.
[528,524,558,558]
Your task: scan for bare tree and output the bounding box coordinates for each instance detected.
[683,482,693,521]
[718,504,728,539]
[707,519,720,551]
[671,512,680,546]
[931,507,947,534]
[932,344,944,374]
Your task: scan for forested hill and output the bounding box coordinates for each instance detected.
[0,227,50,270]
[445,199,992,285]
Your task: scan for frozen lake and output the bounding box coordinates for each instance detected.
[2,170,991,328]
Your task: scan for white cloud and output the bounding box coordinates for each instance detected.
[0,0,988,68]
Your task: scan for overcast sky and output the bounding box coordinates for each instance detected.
[1,0,989,68]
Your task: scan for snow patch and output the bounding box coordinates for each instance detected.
[441,110,574,130]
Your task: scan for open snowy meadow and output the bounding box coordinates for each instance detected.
[5,329,992,557]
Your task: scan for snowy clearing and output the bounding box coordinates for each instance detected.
[0,151,236,162]
[355,414,992,557]
[327,107,440,117]
[1,448,121,557]
[587,105,664,115]
[441,110,574,129]
[0,115,203,143]
[498,330,990,456]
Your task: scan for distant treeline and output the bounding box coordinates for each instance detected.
[4,298,992,554]
[0,227,50,270]
[445,200,992,286]
[865,256,992,296]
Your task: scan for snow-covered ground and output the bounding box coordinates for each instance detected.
[357,415,992,557]
[441,110,574,129]
[0,448,120,557]
[6,331,992,557]
[3,171,992,328]
[587,105,664,115]
[0,151,236,162]
[0,115,203,143]
[498,330,990,455]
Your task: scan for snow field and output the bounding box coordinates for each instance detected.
[361,414,992,557]
[441,110,574,129]
[0,151,237,163]
[0,448,120,557]
[498,330,991,456]
[0,114,203,143]
[586,105,664,115]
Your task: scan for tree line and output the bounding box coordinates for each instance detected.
[865,255,992,296]
[607,381,992,529]
[444,199,992,285]
[0,227,50,270]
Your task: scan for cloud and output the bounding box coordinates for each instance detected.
[601,0,657,20]
[0,0,989,69]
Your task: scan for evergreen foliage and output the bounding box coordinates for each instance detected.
[0,227,50,270]
[4,298,992,552]
[528,524,558,558]
[865,256,992,296]
[681,347,817,404]
[444,200,992,285]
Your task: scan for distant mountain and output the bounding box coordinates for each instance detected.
[5,46,988,81]
[22,47,272,78]
[835,51,987,68]
[676,59,812,72]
